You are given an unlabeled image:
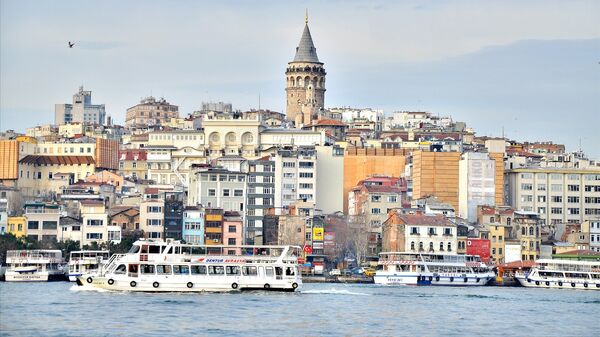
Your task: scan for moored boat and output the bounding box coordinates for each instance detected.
[68,250,111,282]
[374,252,495,286]
[77,239,302,292]
[5,250,66,282]
[515,259,600,290]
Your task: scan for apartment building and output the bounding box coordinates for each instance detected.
[182,206,204,245]
[382,212,457,253]
[246,157,275,244]
[274,147,317,212]
[24,203,60,242]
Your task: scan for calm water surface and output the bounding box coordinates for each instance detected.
[1,282,598,336]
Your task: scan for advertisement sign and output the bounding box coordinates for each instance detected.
[312,242,324,249]
[313,228,324,241]
[505,244,522,263]
[324,232,335,242]
[466,238,491,262]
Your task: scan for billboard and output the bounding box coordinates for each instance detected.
[466,238,491,262]
[505,243,522,263]
[324,232,336,255]
[313,228,324,241]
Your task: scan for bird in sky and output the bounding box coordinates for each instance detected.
[68,41,75,48]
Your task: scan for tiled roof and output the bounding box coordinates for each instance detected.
[364,185,402,194]
[19,155,95,165]
[313,119,345,126]
[120,150,147,161]
[397,214,455,227]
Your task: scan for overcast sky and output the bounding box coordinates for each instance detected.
[1,0,599,157]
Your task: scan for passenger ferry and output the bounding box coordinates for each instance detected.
[76,239,302,292]
[515,259,600,290]
[5,250,66,282]
[374,252,495,286]
[68,250,111,282]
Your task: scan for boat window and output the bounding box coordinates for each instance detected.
[226,266,240,275]
[175,247,181,254]
[149,246,161,254]
[141,245,149,254]
[191,265,206,275]
[242,266,258,276]
[173,265,189,275]
[115,264,126,274]
[208,266,225,275]
[141,265,155,274]
[128,246,140,254]
[192,247,207,255]
[156,265,172,275]
[165,247,173,254]
[275,267,283,276]
[285,267,295,276]
[265,267,274,277]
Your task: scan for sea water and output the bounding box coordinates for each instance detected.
[0,282,598,336]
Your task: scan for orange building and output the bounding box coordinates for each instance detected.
[343,147,408,212]
[412,151,461,211]
[0,140,19,181]
[95,138,119,171]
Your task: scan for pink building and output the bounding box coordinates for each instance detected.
[223,211,243,255]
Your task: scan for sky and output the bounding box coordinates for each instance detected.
[1,0,599,157]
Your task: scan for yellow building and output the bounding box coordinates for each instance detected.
[7,216,27,237]
[343,147,408,212]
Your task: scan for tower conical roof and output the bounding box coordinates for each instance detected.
[293,24,320,63]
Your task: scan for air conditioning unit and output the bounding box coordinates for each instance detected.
[213,239,219,243]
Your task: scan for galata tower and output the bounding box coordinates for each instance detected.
[285,12,326,126]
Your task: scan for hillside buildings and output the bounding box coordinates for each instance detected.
[55,86,107,125]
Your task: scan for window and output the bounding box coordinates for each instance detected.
[447,242,452,252]
[223,189,230,197]
[521,195,533,202]
[521,183,533,191]
[429,242,434,251]
[147,206,162,213]
[299,162,314,169]
[567,208,580,215]
[228,238,236,245]
[388,196,397,203]
[283,162,296,168]
[551,196,562,203]
[173,265,189,275]
[210,175,217,181]
[191,265,206,275]
[27,221,39,230]
[538,207,546,214]
[444,228,452,236]
[234,189,243,197]
[521,173,533,179]
[537,184,546,191]
[86,233,103,240]
[410,242,415,250]
[419,242,424,251]
[568,185,580,192]
[551,184,562,192]
[299,172,313,178]
[42,221,57,229]
[147,219,162,226]
[243,266,258,276]
[371,208,381,214]
[411,227,419,235]
[550,174,562,180]
[537,196,546,203]
[208,189,216,197]
[299,183,313,189]
[228,225,237,233]
[567,196,580,203]
[87,219,103,226]
[551,207,562,214]
[226,266,240,275]
[371,195,381,202]
[208,266,225,275]
[157,265,172,275]
[428,228,437,235]
[141,265,155,274]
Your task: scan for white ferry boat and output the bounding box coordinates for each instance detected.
[374,252,495,286]
[68,250,111,282]
[5,250,66,282]
[515,259,600,290]
[76,239,302,292]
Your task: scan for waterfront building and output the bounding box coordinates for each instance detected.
[146,129,205,187]
[203,116,261,160]
[204,208,224,245]
[80,200,120,247]
[164,191,185,240]
[382,212,457,254]
[55,86,106,125]
[343,147,408,213]
[188,167,247,214]
[514,210,542,261]
[505,167,600,227]
[23,203,60,242]
[182,206,204,245]
[6,216,26,237]
[273,147,317,212]
[223,211,243,254]
[285,14,326,126]
[246,156,275,244]
[315,145,344,214]
[58,215,83,242]
[458,152,497,222]
[109,206,140,234]
[125,96,179,129]
[139,195,165,240]
[589,219,600,252]
[119,149,148,181]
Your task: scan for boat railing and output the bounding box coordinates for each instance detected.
[103,254,125,274]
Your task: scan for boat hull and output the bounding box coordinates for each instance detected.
[375,272,495,286]
[4,271,65,282]
[516,276,600,290]
[77,274,302,293]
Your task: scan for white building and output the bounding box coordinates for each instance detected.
[588,219,600,252]
[315,145,344,214]
[80,200,109,247]
[505,169,600,226]
[459,152,496,223]
[55,86,106,125]
[274,147,317,213]
[329,107,384,134]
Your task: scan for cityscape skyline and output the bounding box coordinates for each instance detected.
[1,0,599,158]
